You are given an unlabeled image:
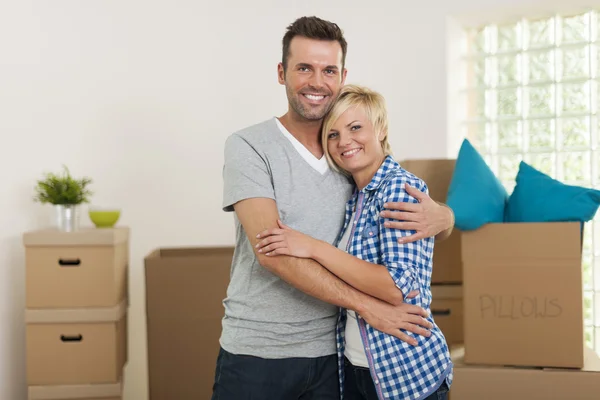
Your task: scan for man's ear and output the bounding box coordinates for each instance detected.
[341,68,348,86]
[277,63,285,85]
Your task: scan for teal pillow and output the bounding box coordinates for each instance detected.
[447,139,508,230]
[506,161,600,223]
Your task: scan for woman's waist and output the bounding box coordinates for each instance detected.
[348,321,450,361]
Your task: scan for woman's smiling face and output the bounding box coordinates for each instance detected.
[326,104,385,176]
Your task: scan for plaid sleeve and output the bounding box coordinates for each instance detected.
[378,174,428,299]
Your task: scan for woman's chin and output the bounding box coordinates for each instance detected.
[334,157,366,176]
[338,162,360,176]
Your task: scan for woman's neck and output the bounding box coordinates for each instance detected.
[353,155,386,191]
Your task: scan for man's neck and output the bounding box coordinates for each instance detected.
[278,112,324,159]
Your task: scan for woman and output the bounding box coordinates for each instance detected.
[255,84,453,400]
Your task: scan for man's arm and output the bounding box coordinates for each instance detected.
[434,202,454,241]
[254,220,407,306]
[235,197,375,310]
[233,197,432,345]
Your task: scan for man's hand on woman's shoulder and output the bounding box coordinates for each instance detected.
[380,183,454,244]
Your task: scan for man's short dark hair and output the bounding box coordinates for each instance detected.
[282,16,348,71]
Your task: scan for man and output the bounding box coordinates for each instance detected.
[212,16,454,399]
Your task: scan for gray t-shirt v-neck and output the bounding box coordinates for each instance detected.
[221,117,354,358]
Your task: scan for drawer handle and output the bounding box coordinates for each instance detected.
[432,309,451,316]
[60,334,83,342]
[58,258,81,267]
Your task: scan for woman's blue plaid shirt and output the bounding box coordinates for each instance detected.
[334,155,453,400]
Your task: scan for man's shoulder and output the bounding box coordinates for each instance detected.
[227,118,280,146]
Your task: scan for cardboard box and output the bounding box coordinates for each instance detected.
[26,301,127,385]
[431,229,462,283]
[462,222,584,368]
[32,396,119,400]
[23,228,129,309]
[145,247,233,400]
[28,381,122,400]
[400,159,462,283]
[449,345,600,399]
[30,394,121,400]
[431,285,463,345]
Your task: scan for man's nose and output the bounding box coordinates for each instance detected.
[309,72,324,89]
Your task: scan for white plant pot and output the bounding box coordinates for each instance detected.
[54,204,80,232]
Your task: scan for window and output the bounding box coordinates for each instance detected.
[461,10,600,354]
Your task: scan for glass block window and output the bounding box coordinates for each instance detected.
[461,10,600,354]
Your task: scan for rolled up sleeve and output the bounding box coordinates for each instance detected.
[378,176,431,299]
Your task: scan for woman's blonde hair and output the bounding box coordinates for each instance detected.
[321,84,393,175]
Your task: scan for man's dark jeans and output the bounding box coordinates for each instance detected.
[343,357,449,400]
[211,347,340,400]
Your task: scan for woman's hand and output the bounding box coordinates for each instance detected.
[256,220,316,259]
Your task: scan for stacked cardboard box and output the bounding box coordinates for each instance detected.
[401,159,464,346]
[461,222,584,368]
[23,228,129,400]
[403,159,600,399]
[449,221,600,399]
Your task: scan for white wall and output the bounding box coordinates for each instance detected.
[0,0,568,399]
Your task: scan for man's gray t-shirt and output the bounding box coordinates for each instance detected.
[221,117,354,358]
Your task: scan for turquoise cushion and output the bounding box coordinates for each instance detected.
[506,161,600,223]
[447,139,508,230]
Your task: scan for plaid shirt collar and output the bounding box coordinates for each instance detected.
[363,155,398,192]
[347,155,399,210]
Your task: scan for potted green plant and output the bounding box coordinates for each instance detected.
[34,165,93,232]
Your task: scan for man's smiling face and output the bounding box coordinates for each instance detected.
[278,36,347,121]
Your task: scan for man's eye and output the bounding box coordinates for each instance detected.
[325,69,336,74]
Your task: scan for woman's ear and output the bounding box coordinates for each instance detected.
[378,130,388,142]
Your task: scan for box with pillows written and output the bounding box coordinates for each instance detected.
[461,221,584,368]
[447,139,600,369]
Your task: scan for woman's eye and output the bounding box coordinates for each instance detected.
[328,132,338,139]
[351,125,361,131]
